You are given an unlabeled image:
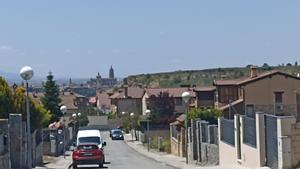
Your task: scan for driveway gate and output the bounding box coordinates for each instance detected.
[265,115,278,169]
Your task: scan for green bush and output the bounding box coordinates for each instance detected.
[187,107,221,125]
[162,139,171,153]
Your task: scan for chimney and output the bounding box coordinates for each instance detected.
[250,66,258,78]
[124,85,128,98]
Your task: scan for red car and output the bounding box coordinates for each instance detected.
[72,143,104,168]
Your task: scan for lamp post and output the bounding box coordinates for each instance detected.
[145,109,151,152]
[72,112,81,133]
[20,66,34,169]
[130,113,135,141]
[60,105,67,159]
[182,91,191,164]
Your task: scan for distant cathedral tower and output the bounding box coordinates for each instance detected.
[109,66,114,79]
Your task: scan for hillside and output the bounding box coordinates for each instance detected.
[126,64,300,88]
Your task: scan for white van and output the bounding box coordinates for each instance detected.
[76,130,106,149]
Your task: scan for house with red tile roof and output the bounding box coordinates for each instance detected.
[214,66,300,119]
[110,86,145,115]
[95,90,112,114]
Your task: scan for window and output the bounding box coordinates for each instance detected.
[274,92,283,103]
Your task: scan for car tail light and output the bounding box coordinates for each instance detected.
[92,149,103,156]
[72,150,80,160]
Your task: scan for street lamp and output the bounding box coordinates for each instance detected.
[130,113,135,141]
[72,112,81,133]
[145,109,151,152]
[60,105,67,159]
[182,91,191,164]
[20,66,34,169]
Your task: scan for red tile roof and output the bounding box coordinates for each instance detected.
[97,91,111,108]
[193,86,216,92]
[110,87,145,99]
[214,70,298,86]
[60,92,78,109]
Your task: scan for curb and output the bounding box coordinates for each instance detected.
[124,139,183,169]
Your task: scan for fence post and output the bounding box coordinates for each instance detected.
[158,137,163,151]
[196,120,201,163]
[9,114,22,169]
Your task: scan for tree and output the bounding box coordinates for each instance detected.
[41,72,62,122]
[286,63,292,67]
[0,77,14,118]
[13,87,51,131]
[148,91,175,123]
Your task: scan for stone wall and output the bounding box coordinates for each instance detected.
[200,143,219,166]
[291,122,300,167]
[0,119,10,169]
[188,119,219,166]
[9,114,22,169]
[0,153,10,169]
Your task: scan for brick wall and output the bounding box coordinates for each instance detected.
[291,122,300,167]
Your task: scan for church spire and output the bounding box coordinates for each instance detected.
[109,65,114,79]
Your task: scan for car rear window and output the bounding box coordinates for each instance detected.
[79,137,101,144]
[112,130,123,135]
[78,145,98,150]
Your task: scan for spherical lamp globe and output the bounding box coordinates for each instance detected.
[60,105,67,115]
[20,66,34,80]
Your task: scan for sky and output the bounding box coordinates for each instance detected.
[0,1,300,78]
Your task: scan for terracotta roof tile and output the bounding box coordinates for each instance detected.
[213,70,294,86]
[60,92,78,109]
[194,86,216,92]
[110,87,145,99]
[97,91,111,108]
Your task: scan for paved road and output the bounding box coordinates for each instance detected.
[72,131,175,169]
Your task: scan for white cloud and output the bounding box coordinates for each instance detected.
[112,49,121,54]
[64,49,72,54]
[0,45,13,51]
[159,31,165,36]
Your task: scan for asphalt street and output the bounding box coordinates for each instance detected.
[71,131,175,169]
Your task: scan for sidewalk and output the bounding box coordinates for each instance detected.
[35,151,72,169]
[124,134,248,169]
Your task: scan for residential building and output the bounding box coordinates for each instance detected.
[60,92,79,115]
[214,66,300,119]
[110,86,145,115]
[193,86,216,108]
[96,90,113,114]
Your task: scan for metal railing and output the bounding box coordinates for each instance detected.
[220,118,235,146]
[242,116,256,147]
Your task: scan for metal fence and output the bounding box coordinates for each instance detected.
[243,116,256,147]
[220,118,235,146]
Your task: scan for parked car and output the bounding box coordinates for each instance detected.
[72,143,104,168]
[111,129,124,140]
[109,129,116,138]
